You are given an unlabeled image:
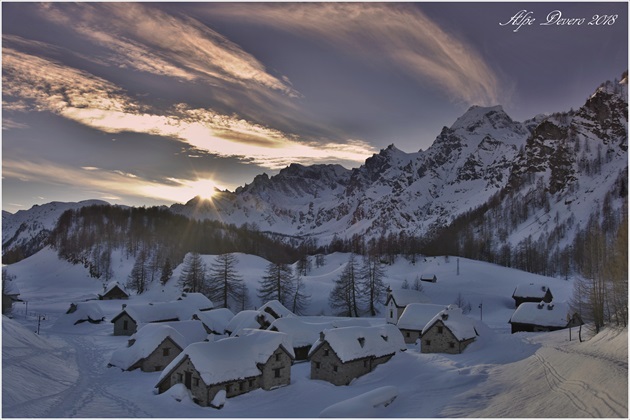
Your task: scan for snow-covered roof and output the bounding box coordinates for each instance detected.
[422,306,477,341]
[157,329,294,387]
[3,279,20,296]
[387,289,431,307]
[513,283,551,299]
[110,324,187,370]
[192,308,235,334]
[225,310,260,335]
[259,300,295,319]
[102,282,128,296]
[309,324,406,363]
[509,302,570,328]
[269,318,333,348]
[397,303,447,330]
[60,301,105,326]
[112,295,213,325]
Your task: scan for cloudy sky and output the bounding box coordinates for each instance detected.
[2,2,627,213]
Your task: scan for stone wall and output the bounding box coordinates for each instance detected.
[259,347,293,390]
[158,356,209,406]
[138,337,182,372]
[310,343,394,386]
[399,328,421,344]
[113,313,137,336]
[420,320,475,354]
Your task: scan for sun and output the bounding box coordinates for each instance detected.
[189,178,218,200]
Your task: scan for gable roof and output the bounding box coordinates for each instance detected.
[309,324,406,363]
[157,329,294,387]
[225,310,260,335]
[58,301,105,326]
[397,303,447,330]
[509,301,570,328]
[110,294,213,325]
[512,283,552,299]
[192,308,235,334]
[259,300,295,319]
[386,289,431,307]
[422,306,477,341]
[101,282,129,297]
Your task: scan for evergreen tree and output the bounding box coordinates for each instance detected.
[257,262,295,306]
[178,252,207,294]
[412,275,424,292]
[207,253,244,310]
[359,255,387,316]
[127,248,149,294]
[296,255,311,276]
[291,271,311,315]
[160,258,173,285]
[328,253,361,317]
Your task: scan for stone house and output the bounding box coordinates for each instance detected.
[308,324,406,386]
[109,320,208,372]
[111,293,213,336]
[512,283,553,308]
[98,282,129,300]
[509,301,578,333]
[155,329,294,408]
[385,288,431,324]
[421,306,478,354]
[396,303,448,344]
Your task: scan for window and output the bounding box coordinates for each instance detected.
[177,373,183,383]
[449,342,455,349]
[333,365,338,372]
[274,368,282,378]
[155,365,162,371]
[315,362,321,369]
[324,349,329,356]
[239,382,244,391]
[162,347,170,357]
[425,340,431,346]
[390,310,393,319]
[437,326,444,334]
[194,377,200,387]
[249,379,254,387]
[275,353,281,361]
[406,332,410,337]
[123,320,128,330]
[363,360,368,368]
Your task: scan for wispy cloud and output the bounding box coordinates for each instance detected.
[207,3,503,106]
[37,3,298,97]
[3,47,376,170]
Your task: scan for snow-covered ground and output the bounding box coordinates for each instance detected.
[2,248,627,417]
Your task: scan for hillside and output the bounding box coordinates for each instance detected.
[2,248,626,417]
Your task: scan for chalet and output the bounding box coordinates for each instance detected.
[512,283,553,308]
[111,293,213,336]
[98,282,129,300]
[109,320,208,372]
[63,302,106,325]
[420,274,437,283]
[421,306,478,354]
[308,324,406,386]
[509,301,579,333]
[396,303,449,344]
[192,308,235,335]
[155,329,294,408]
[385,288,431,324]
[2,278,20,314]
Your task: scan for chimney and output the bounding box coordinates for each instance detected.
[319,331,325,342]
[122,303,127,310]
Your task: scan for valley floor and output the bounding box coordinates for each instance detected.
[3,313,627,418]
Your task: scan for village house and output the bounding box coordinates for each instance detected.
[225,300,295,336]
[64,301,106,325]
[109,320,209,372]
[308,324,406,386]
[111,293,213,336]
[396,303,449,344]
[509,301,580,333]
[155,329,294,408]
[420,306,478,354]
[385,288,431,324]
[512,283,553,308]
[420,274,437,283]
[2,278,20,314]
[192,308,235,335]
[98,282,129,300]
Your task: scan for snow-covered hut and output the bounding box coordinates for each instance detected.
[98,282,129,300]
[420,306,478,354]
[2,278,20,314]
[385,288,431,324]
[110,294,214,336]
[60,301,106,326]
[420,274,437,283]
[192,308,235,335]
[509,301,576,333]
[396,303,447,344]
[512,283,553,308]
[308,324,406,386]
[269,318,332,361]
[109,320,208,372]
[155,329,294,407]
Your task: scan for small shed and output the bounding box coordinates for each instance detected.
[508,301,574,333]
[61,301,106,326]
[512,283,553,308]
[420,274,437,283]
[308,324,406,386]
[420,306,478,354]
[155,329,294,407]
[98,282,129,300]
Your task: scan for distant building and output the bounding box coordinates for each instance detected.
[420,306,478,354]
[509,301,580,333]
[308,325,406,386]
[192,308,235,335]
[396,303,450,344]
[420,274,437,283]
[155,329,294,408]
[2,278,20,314]
[98,282,129,300]
[512,283,553,308]
[385,288,431,324]
[64,302,106,325]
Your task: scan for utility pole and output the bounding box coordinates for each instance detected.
[457,258,460,276]
[36,314,45,335]
[479,301,483,321]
